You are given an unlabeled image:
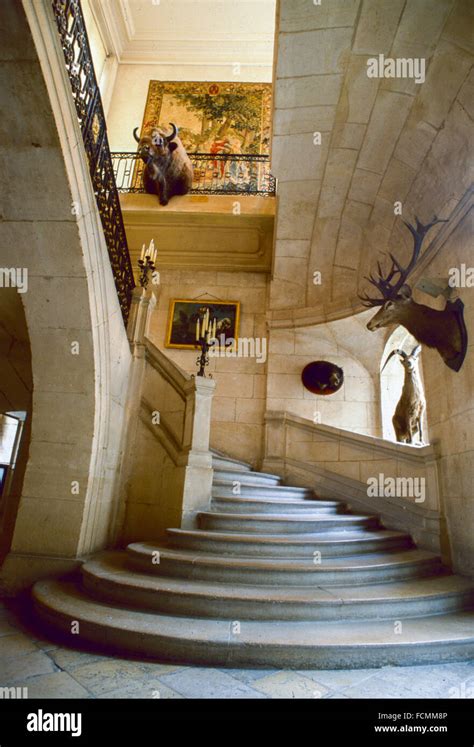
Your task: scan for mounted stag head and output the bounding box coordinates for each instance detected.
[360,217,468,372]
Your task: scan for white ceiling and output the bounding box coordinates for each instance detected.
[90,0,276,66]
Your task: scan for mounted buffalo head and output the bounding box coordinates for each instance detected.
[133,123,179,162]
[132,122,193,206]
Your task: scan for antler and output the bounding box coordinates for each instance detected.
[359,216,448,307]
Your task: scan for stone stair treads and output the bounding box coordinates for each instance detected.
[165,527,414,557]
[81,552,474,621]
[33,580,474,669]
[33,450,474,669]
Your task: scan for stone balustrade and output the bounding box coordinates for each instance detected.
[263,410,445,555]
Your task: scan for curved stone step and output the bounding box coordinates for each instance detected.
[33,580,474,669]
[213,469,282,486]
[211,452,251,471]
[211,481,317,501]
[211,495,346,515]
[82,553,474,622]
[125,544,443,586]
[197,510,379,534]
[166,527,414,557]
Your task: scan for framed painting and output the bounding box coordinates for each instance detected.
[165,299,241,350]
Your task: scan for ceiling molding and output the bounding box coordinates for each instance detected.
[114,60,273,69]
[89,0,275,67]
[90,0,128,59]
[119,0,136,40]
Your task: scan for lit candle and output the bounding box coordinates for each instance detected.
[148,238,155,259]
[140,243,146,261]
[196,318,200,341]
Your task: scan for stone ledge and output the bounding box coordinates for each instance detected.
[265,410,438,464]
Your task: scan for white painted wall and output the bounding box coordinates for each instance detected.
[82,0,107,81]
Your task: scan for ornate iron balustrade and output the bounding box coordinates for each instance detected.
[111,152,277,197]
[51,0,135,324]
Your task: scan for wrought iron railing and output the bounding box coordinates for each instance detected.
[51,0,135,324]
[111,152,277,197]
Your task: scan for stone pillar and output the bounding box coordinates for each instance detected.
[181,376,216,528]
[127,285,158,353]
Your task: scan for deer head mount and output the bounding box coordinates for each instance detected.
[360,217,468,372]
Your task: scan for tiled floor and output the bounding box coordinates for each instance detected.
[1,598,473,699]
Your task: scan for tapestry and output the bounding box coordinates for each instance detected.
[138,80,272,154]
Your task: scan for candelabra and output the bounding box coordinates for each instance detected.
[138,239,157,288]
[195,308,217,377]
[195,334,215,377]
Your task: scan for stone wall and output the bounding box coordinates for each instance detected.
[147,269,269,466]
[419,210,473,576]
[267,309,385,437]
[0,0,133,591]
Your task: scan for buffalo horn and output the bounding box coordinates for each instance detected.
[165,122,178,142]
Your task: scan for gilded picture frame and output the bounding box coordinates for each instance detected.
[165,299,241,350]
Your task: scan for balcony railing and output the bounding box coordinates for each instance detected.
[52,0,135,325]
[111,152,277,197]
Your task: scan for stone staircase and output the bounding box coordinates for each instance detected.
[33,452,474,669]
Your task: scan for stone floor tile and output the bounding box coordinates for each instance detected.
[0,633,39,661]
[45,646,111,671]
[300,667,382,691]
[220,667,279,683]
[129,661,187,676]
[18,671,92,699]
[103,678,183,699]
[158,667,267,699]
[358,664,474,699]
[337,664,474,700]
[1,650,60,685]
[69,659,182,696]
[250,671,329,699]
[325,693,351,699]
